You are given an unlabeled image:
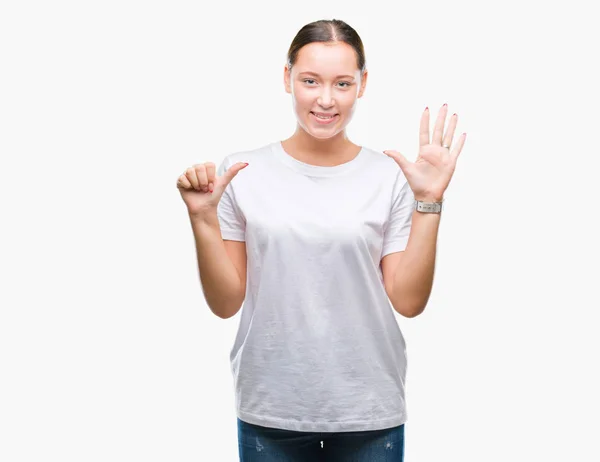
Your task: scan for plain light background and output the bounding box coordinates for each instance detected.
[1,0,599,460]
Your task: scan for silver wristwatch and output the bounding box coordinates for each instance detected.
[415,200,443,213]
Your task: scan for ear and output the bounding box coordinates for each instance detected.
[357,69,368,99]
[284,65,292,94]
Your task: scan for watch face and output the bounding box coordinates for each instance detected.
[416,201,442,212]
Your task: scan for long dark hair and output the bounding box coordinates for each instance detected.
[286,19,366,75]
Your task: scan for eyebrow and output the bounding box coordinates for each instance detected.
[298,71,355,80]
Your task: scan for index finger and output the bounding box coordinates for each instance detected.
[419,107,430,147]
[205,162,216,181]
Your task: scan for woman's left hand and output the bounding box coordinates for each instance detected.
[384,104,467,202]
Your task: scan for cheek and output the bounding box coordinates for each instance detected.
[329,97,356,116]
[292,86,311,106]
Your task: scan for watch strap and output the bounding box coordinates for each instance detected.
[415,200,443,213]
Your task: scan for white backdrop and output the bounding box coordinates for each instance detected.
[1,0,599,461]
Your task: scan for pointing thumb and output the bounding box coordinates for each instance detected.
[219,162,249,189]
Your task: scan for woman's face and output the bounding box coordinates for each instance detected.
[284,41,367,140]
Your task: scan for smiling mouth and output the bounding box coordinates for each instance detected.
[310,112,339,120]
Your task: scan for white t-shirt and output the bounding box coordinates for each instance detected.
[216,141,415,433]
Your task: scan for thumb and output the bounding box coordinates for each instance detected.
[383,150,410,170]
[218,162,249,189]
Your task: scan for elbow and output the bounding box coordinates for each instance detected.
[391,297,428,318]
[210,293,245,320]
[391,285,433,318]
[397,306,424,318]
[406,307,425,318]
[211,304,240,320]
[388,280,433,318]
[212,307,234,319]
[215,312,235,320]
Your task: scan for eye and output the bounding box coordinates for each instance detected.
[302,79,352,88]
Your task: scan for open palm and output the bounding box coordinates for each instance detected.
[384,104,467,202]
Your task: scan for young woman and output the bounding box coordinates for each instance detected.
[177,18,466,462]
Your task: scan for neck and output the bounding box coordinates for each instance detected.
[282,126,359,166]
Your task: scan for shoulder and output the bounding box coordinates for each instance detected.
[221,142,274,168]
[359,145,408,183]
[360,146,396,167]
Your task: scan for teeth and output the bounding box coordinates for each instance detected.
[313,113,335,119]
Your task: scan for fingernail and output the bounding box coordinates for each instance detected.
[443,103,447,107]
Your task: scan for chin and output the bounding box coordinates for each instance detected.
[306,130,340,140]
[299,116,348,139]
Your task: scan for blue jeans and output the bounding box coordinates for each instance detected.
[237,418,405,461]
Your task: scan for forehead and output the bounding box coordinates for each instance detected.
[293,42,359,76]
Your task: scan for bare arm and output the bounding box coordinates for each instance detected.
[389,210,440,317]
[189,210,246,319]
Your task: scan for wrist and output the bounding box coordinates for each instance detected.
[189,208,218,224]
[414,195,444,203]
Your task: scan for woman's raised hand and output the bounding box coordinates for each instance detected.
[384,104,467,202]
[176,161,248,217]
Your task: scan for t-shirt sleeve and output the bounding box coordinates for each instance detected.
[216,157,246,242]
[381,175,414,258]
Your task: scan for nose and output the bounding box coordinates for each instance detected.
[317,88,335,108]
